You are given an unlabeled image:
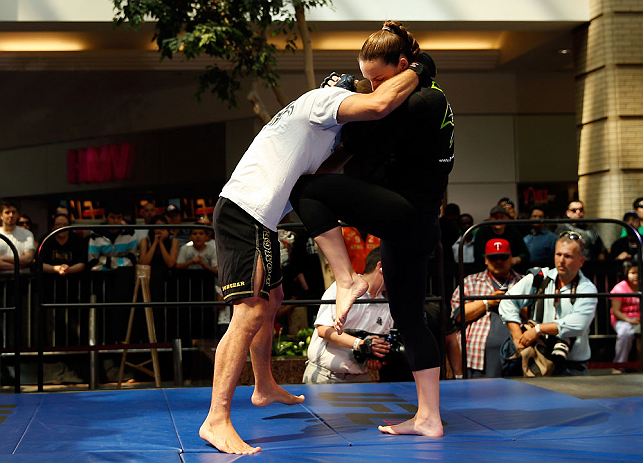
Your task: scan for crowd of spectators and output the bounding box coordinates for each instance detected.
[0,200,220,338]
[444,196,642,271]
[442,195,642,377]
[2,194,641,382]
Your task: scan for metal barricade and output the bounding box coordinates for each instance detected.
[0,235,22,393]
[15,217,642,389]
[456,218,643,379]
[36,223,227,392]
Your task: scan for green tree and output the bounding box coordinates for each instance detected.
[113,0,332,123]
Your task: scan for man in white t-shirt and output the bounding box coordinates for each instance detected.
[199,67,423,455]
[0,201,36,273]
[303,248,393,383]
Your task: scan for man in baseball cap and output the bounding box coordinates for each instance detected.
[451,238,523,377]
[474,205,530,272]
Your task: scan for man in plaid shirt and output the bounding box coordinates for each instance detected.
[451,238,523,377]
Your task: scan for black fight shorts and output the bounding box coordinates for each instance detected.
[213,197,282,302]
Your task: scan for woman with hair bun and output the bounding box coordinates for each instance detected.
[291,20,454,438]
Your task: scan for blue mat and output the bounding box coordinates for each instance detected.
[165,385,350,452]
[1,379,642,461]
[3,451,182,463]
[180,434,643,462]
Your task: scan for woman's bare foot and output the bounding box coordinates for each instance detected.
[378,415,443,437]
[251,383,305,407]
[199,417,261,454]
[334,274,369,334]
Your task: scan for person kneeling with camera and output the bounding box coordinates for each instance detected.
[303,248,394,383]
[499,232,598,376]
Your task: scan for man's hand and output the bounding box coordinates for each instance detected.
[616,251,632,260]
[56,264,70,275]
[408,51,436,86]
[368,336,390,358]
[366,359,384,371]
[487,290,505,308]
[519,327,539,348]
[320,72,356,91]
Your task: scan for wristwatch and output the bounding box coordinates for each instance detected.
[534,324,542,335]
[483,300,490,312]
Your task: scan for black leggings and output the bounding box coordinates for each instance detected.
[290,174,441,371]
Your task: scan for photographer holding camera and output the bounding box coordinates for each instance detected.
[451,238,523,377]
[303,248,393,383]
[499,232,598,376]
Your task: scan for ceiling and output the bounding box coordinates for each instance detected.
[0,21,577,73]
[0,19,580,151]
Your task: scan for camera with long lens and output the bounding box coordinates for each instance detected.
[549,337,571,364]
[382,329,405,363]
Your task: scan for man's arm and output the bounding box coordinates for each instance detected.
[519,321,559,348]
[0,256,14,270]
[456,290,506,323]
[336,69,418,123]
[18,249,35,268]
[554,288,597,338]
[498,274,535,325]
[317,325,389,357]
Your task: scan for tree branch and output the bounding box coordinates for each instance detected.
[295,3,316,90]
[247,81,272,125]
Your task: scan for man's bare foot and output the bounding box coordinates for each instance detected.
[199,418,261,454]
[251,383,305,407]
[334,274,369,334]
[378,415,443,437]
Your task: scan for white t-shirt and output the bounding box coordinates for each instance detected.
[177,242,218,270]
[0,226,35,257]
[220,87,353,231]
[307,281,394,375]
[177,240,226,323]
[134,229,149,246]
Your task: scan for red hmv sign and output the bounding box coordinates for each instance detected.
[67,142,134,184]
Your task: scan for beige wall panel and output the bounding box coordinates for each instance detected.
[575,17,606,74]
[618,119,643,169]
[514,115,578,183]
[575,70,610,124]
[580,170,643,245]
[612,15,643,64]
[602,0,643,13]
[428,73,518,115]
[446,182,518,225]
[578,119,613,175]
[448,115,516,184]
[515,73,575,114]
[615,68,643,116]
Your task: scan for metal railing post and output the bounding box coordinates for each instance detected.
[89,294,98,390]
[173,338,183,387]
[0,236,23,393]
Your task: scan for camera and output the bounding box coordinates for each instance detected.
[382,329,405,362]
[550,337,571,363]
[349,329,405,363]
